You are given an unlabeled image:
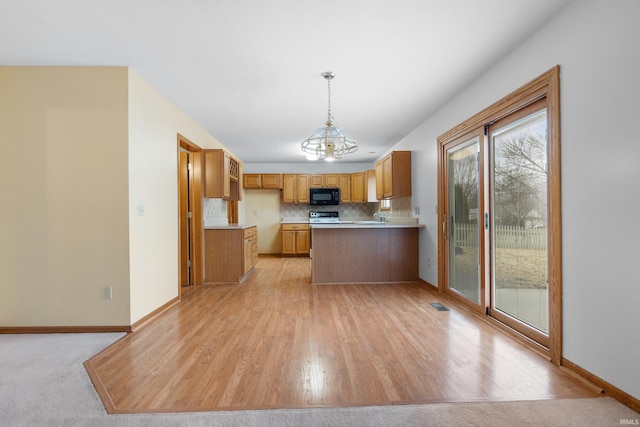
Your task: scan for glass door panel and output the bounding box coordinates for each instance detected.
[491,109,549,334]
[447,138,481,303]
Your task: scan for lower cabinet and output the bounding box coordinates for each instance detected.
[243,226,258,275]
[204,226,258,283]
[281,223,310,256]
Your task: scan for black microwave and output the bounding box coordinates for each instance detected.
[309,188,340,205]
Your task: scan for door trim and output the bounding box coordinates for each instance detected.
[441,130,487,313]
[178,134,204,296]
[437,66,561,364]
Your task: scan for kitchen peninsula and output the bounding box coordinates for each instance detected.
[310,222,424,284]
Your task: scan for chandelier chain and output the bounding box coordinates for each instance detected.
[326,75,332,123]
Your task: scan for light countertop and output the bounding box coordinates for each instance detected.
[310,222,425,229]
[204,223,258,230]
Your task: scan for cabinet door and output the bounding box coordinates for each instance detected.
[296,175,310,203]
[367,169,378,202]
[382,154,393,198]
[243,237,253,274]
[351,172,366,203]
[261,174,281,189]
[375,159,384,200]
[309,174,324,188]
[339,174,351,203]
[282,174,296,203]
[296,230,310,254]
[243,174,261,189]
[282,231,296,254]
[324,174,339,187]
[223,151,232,199]
[203,149,224,198]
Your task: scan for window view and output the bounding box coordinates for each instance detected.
[448,138,480,303]
[491,109,548,333]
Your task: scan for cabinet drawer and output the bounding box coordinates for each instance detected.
[282,223,309,231]
[243,226,256,238]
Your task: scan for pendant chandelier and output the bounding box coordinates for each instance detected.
[301,71,358,161]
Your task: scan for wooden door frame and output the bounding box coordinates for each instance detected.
[178,134,204,295]
[437,66,562,364]
[439,129,488,314]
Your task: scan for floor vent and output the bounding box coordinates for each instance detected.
[431,302,449,311]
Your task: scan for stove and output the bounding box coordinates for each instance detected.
[309,211,340,223]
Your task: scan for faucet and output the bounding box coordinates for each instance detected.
[373,213,385,222]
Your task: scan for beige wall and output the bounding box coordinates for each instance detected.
[0,66,238,327]
[126,70,228,323]
[244,190,281,254]
[0,67,131,326]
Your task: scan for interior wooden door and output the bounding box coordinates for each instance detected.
[178,135,204,294]
[179,150,190,287]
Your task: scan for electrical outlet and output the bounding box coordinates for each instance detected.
[104,286,113,300]
[136,205,144,216]
[414,206,420,215]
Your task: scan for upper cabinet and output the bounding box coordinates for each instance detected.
[339,174,351,203]
[203,149,241,201]
[351,170,377,203]
[375,151,411,200]
[243,173,282,189]
[310,174,339,188]
[282,174,310,203]
[296,174,310,203]
[258,166,411,204]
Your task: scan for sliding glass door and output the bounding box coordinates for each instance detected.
[438,67,561,358]
[445,136,482,305]
[489,103,549,345]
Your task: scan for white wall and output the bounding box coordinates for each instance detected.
[391,0,640,399]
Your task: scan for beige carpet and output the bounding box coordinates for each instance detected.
[0,333,637,426]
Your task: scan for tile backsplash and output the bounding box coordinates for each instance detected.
[386,196,412,218]
[204,196,413,225]
[281,203,376,221]
[203,198,228,226]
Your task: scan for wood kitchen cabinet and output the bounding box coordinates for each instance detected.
[339,174,351,203]
[204,226,257,283]
[375,151,411,200]
[281,223,310,255]
[243,174,261,189]
[282,174,310,203]
[243,173,282,189]
[243,226,258,275]
[203,149,241,201]
[310,174,339,188]
[350,172,367,203]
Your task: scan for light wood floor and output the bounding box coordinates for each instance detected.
[85,256,599,414]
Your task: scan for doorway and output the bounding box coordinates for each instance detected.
[438,67,561,363]
[178,135,203,295]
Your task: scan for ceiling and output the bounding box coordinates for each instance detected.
[1,0,572,164]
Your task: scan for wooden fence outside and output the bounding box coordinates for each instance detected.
[454,223,547,250]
